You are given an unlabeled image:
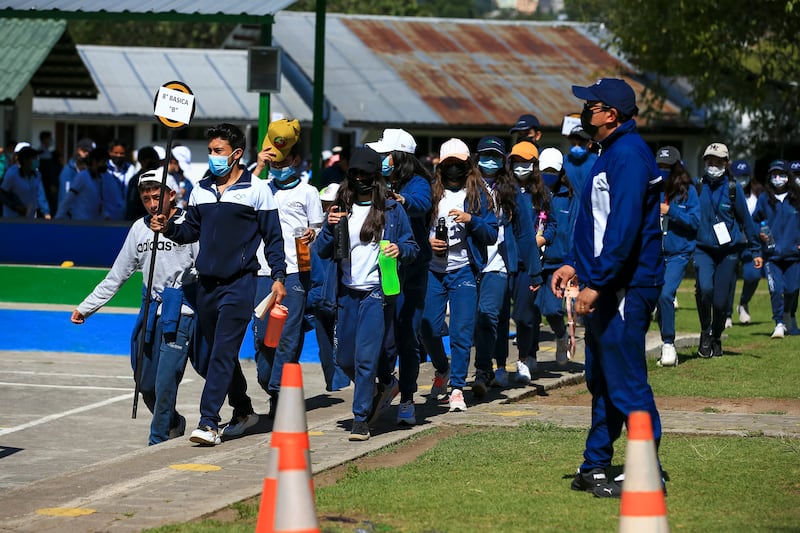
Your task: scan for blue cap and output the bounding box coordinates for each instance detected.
[730,159,751,177]
[476,136,506,156]
[572,78,638,117]
[790,161,800,173]
[769,159,788,173]
[509,114,540,133]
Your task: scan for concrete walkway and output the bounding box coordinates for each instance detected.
[0,330,797,532]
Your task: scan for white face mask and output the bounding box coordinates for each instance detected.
[771,174,789,189]
[705,165,725,179]
[512,162,534,179]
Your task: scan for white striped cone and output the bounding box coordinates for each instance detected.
[274,442,320,533]
[619,411,669,533]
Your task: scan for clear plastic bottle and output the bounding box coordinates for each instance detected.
[760,221,776,251]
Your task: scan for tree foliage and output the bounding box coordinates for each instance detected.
[67,21,237,49]
[566,0,800,154]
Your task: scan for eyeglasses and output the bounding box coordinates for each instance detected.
[583,102,612,114]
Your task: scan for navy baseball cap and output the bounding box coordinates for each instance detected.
[509,114,540,133]
[348,146,381,174]
[769,159,788,173]
[730,159,751,177]
[476,136,506,156]
[789,160,800,173]
[572,78,638,117]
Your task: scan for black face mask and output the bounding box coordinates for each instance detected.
[441,163,468,190]
[111,157,126,167]
[580,107,599,139]
[353,178,374,196]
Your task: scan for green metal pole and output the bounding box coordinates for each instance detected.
[310,0,327,188]
[257,23,273,179]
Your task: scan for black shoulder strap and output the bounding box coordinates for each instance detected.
[728,178,740,224]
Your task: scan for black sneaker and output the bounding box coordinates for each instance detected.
[698,330,712,358]
[349,420,370,441]
[267,394,279,419]
[471,370,492,399]
[571,468,621,498]
[712,337,723,357]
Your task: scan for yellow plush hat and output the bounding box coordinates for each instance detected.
[262,118,300,163]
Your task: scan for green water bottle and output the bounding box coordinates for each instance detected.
[378,240,400,296]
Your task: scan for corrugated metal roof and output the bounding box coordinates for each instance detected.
[273,12,686,129]
[0,1,296,20]
[0,18,95,102]
[33,45,311,122]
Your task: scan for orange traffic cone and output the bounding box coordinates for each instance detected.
[273,438,320,533]
[619,411,669,532]
[255,363,313,533]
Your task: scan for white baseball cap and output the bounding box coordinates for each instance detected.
[14,141,30,153]
[138,170,179,192]
[153,146,166,161]
[439,138,470,162]
[538,148,564,172]
[366,129,417,154]
[319,182,340,202]
[171,146,192,173]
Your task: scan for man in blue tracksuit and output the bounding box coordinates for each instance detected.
[694,143,762,357]
[552,78,664,498]
[151,123,287,446]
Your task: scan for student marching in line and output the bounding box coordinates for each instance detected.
[507,140,554,383]
[533,148,577,368]
[752,160,800,338]
[315,146,418,441]
[420,138,498,412]
[653,146,699,367]
[472,136,538,396]
[72,171,197,445]
[366,129,433,425]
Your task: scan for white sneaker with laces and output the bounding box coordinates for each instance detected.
[555,333,569,367]
[491,368,509,388]
[190,426,221,446]
[724,317,733,329]
[658,343,678,367]
[396,400,416,425]
[220,413,259,437]
[515,360,531,384]
[448,388,467,412]
[772,323,787,338]
[738,304,751,324]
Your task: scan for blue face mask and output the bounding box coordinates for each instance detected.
[542,172,559,188]
[269,166,297,183]
[208,152,236,177]
[569,145,587,159]
[478,155,503,176]
[381,155,394,177]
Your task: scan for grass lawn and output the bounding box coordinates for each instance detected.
[145,280,800,532]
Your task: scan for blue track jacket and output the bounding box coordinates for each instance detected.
[695,175,761,259]
[752,192,800,261]
[661,188,700,256]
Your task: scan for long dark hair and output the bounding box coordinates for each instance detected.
[481,160,518,222]
[335,171,387,243]
[526,165,550,213]
[765,173,800,211]
[390,151,432,191]
[430,159,494,227]
[664,161,693,203]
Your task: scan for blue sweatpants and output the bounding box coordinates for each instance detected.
[657,253,691,343]
[195,273,256,430]
[694,248,739,339]
[582,285,661,471]
[420,266,477,390]
[474,271,509,374]
[765,259,800,324]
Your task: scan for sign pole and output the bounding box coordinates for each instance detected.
[132,81,195,419]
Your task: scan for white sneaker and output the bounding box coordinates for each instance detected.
[658,343,678,367]
[738,304,751,324]
[772,323,787,338]
[491,368,509,388]
[515,360,531,384]
[220,413,259,437]
[673,296,679,309]
[724,317,733,329]
[189,426,220,446]
[555,333,569,367]
[396,400,417,425]
[448,388,467,412]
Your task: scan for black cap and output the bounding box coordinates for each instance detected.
[476,136,506,156]
[77,138,95,152]
[656,146,681,166]
[348,146,381,174]
[568,125,591,141]
[509,114,540,133]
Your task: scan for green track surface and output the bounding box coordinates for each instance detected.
[0,265,142,307]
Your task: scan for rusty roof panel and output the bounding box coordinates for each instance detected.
[342,17,682,128]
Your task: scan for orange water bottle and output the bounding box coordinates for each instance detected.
[263,304,288,348]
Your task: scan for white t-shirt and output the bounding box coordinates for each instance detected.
[342,203,381,290]
[257,182,324,276]
[483,222,506,273]
[429,189,470,273]
[746,192,758,215]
